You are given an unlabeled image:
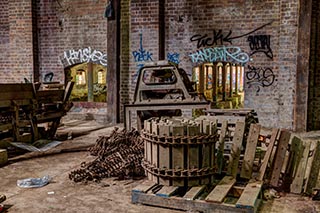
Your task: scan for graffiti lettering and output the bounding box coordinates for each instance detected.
[132,34,153,82]
[189,46,250,64]
[167,52,180,64]
[247,35,273,59]
[246,65,276,92]
[190,21,273,48]
[190,30,233,48]
[62,47,107,67]
[132,34,153,62]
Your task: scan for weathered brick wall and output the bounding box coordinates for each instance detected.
[120,0,130,121]
[128,0,300,129]
[0,0,34,83]
[308,0,320,130]
[37,0,108,83]
[129,0,160,100]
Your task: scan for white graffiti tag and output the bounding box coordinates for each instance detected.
[189,46,250,64]
[63,47,107,66]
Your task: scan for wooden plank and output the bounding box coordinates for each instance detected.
[305,140,320,194]
[172,125,185,186]
[240,124,261,179]
[303,140,317,193]
[155,186,179,198]
[187,125,200,186]
[205,176,236,203]
[257,128,279,181]
[236,181,262,211]
[270,130,291,187]
[216,120,228,174]
[227,122,246,177]
[132,180,157,193]
[290,141,311,194]
[131,191,247,213]
[183,185,206,200]
[158,124,171,185]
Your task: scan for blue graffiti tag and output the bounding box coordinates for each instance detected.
[132,34,153,63]
[167,52,180,64]
[189,46,250,64]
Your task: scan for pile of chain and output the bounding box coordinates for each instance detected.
[69,127,145,183]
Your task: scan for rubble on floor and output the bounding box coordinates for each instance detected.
[69,127,145,183]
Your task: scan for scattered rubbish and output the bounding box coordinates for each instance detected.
[17,175,51,188]
[47,191,55,195]
[0,195,5,203]
[69,127,145,183]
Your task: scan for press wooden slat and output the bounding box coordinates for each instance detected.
[155,186,179,198]
[257,128,279,181]
[227,122,246,177]
[183,185,206,200]
[172,125,185,186]
[235,181,262,211]
[205,176,236,203]
[290,141,311,194]
[158,124,171,185]
[217,120,228,174]
[187,125,200,186]
[270,130,291,187]
[240,124,261,179]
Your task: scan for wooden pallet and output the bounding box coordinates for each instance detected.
[132,179,262,213]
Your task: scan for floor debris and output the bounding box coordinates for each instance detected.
[69,127,145,183]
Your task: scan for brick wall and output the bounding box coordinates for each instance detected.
[308,0,320,130]
[128,0,301,129]
[37,0,108,83]
[0,0,34,83]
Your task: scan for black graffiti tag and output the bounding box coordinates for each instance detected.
[246,65,276,92]
[190,30,233,48]
[247,35,273,59]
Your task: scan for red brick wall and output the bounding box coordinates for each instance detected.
[128,0,300,129]
[0,0,34,83]
[37,0,108,83]
[308,0,320,130]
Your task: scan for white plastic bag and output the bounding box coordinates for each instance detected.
[17,175,51,188]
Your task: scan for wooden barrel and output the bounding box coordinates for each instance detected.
[142,117,218,187]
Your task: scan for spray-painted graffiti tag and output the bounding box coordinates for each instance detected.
[167,52,180,64]
[132,34,153,63]
[189,46,249,64]
[246,65,276,92]
[62,47,107,67]
[132,34,153,82]
[190,21,273,48]
[247,35,273,59]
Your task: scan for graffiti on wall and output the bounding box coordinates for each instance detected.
[132,34,153,81]
[132,34,153,63]
[189,46,250,64]
[247,35,273,59]
[246,65,276,92]
[62,47,108,67]
[190,21,273,48]
[167,52,180,64]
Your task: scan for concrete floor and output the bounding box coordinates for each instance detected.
[0,120,320,213]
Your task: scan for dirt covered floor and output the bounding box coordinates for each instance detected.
[0,120,320,213]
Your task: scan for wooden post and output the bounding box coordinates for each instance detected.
[106,0,120,124]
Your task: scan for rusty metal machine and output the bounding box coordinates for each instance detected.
[125,61,209,130]
[0,82,74,143]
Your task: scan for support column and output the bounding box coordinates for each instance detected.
[107,0,120,123]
